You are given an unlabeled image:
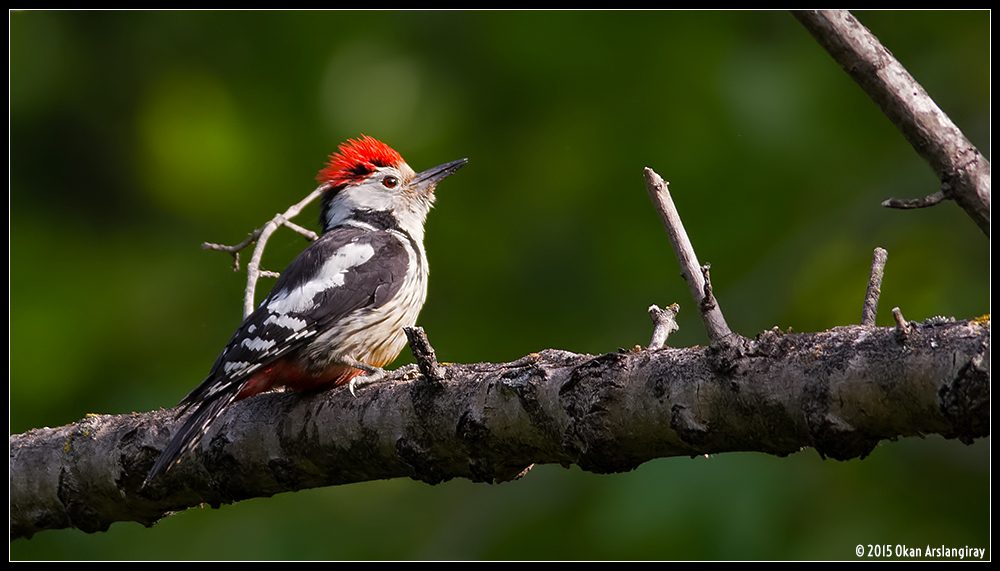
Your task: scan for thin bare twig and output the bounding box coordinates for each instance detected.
[281,219,319,242]
[242,187,325,317]
[202,230,263,272]
[199,187,325,318]
[861,247,888,326]
[881,189,948,210]
[644,168,736,348]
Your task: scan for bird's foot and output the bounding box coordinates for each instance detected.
[343,359,419,396]
[348,368,386,397]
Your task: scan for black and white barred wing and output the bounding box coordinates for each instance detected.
[145,226,408,483]
[182,226,408,406]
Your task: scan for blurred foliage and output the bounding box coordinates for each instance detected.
[10,10,989,560]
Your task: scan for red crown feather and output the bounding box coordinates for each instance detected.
[317,135,405,188]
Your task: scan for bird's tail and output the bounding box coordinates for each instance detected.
[143,389,237,486]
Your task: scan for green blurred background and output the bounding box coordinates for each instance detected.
[10,10,989,560]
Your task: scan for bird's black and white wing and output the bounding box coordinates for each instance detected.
[145,225,409,482]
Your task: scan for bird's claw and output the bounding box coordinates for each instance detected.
[348,367,386,397]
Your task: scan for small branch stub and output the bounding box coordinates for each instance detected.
[404,326,444,382]
[648,303,680,350]
[892,306,911,338]
[700,264,718,312]
[861,247,888,326]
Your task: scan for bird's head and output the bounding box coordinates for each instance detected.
[317,135,466,235]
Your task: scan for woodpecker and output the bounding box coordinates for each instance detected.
[145,135,466,484]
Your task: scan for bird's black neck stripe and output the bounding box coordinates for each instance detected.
[337,209,424,270]
[348,209,403,233]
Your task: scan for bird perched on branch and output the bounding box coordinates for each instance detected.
[145,135,466,484]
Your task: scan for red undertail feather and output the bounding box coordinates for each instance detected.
[235,359,364,401]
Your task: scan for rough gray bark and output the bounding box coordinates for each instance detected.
[9,317,990,540]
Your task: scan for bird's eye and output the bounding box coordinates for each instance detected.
[382,175,398,188]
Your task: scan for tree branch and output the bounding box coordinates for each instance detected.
[9,317,990,540]
[792,10,991,236]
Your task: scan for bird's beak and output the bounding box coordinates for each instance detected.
[411,158,468,195]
